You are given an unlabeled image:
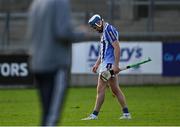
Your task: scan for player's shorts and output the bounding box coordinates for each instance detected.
[99,63,113,74]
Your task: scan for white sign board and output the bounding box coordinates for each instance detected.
[71,42,162,74]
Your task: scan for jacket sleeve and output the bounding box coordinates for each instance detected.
[54,0,73,42]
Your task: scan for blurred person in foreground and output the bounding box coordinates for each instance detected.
[28,0,74,126]
[82,14,131,120]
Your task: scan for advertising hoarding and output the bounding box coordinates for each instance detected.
[0,54,33,85]
[163,43,180,76]
[71,42,162,74]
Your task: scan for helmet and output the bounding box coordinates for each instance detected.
[88,14,102,27]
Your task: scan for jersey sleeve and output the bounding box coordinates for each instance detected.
[105,25,119,43]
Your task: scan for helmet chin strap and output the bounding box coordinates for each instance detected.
[95,22,102,28]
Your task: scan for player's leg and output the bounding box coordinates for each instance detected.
[93,75,107,112]
[81,75,107,120]
[109,75,127,107]
[109,76,131,119]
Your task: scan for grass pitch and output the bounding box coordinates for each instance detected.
[0,85,180,126]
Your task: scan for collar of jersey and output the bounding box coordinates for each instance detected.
[103,22,109,33]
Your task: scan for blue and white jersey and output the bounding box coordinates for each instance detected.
[100,23,119,65]
[99,23,119,73]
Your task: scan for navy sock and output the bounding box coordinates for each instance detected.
[123,107,129,113]
[93,110,99,116]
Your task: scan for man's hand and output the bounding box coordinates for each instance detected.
[112,65,120,74]
[92,64,99,73]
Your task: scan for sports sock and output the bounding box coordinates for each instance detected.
[92,110,99,116]
[122,107,129,113]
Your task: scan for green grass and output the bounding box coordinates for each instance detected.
[0,85,180,126]
[0,89,40,126]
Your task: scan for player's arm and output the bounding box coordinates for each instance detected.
[107,25,120,74]
[112,41,120,74]
[92,55,101,73]
[95,56,101,66]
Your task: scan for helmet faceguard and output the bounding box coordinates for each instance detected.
[88,14,102,28]
[88,14,103,33]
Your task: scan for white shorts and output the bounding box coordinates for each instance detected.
[99,63,113,73]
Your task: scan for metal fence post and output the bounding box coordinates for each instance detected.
[2,11,11,49]
[147,0,154,32]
